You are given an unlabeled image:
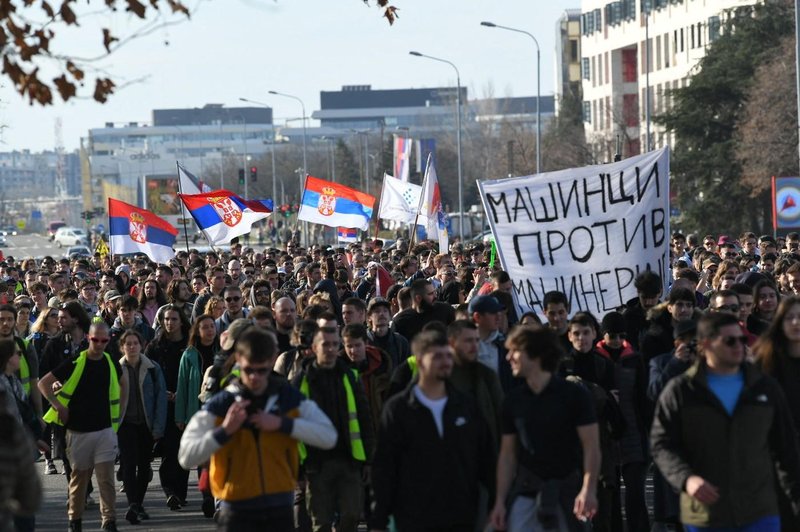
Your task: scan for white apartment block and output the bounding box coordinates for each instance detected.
[580,0,757,162]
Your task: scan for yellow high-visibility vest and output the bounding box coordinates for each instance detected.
[297,369,365,462]
[42,350,121,432]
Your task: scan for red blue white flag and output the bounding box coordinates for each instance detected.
[393,135,412,182]
[108,198,178,263]
[338,227,358,243]
[297,176,375,231]
[418,154,449,252]
[179,189,271,245]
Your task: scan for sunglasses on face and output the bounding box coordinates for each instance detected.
[720,335,747,347]
[241,366,269,376]
[225,296,241,303]
[89,337,110,344]
[714,304,740,313]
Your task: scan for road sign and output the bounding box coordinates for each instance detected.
[16,220,25,230]
[95,239,109,258]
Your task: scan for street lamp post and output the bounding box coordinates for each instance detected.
[269,90,309,245]
[480,21,541,174]
[409,51,464,241]
[240,97,279,216]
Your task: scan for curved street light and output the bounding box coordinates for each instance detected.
[408,51,464,241]
[481,21,541,174]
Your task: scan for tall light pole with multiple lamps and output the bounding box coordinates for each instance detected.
[269,90,309,244]
[409,51,464,241]
[480,21,541,175]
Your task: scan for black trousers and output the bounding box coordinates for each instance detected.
[160,407,189,501]
[218,505,294,532]
[118,421,153,506]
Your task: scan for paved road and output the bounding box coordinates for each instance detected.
[35,457,216,531]
[3,233,63,260]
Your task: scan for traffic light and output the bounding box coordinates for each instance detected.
[250,166,258,182]
[238,168,245,186]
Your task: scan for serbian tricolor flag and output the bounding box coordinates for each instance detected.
[298,176,375,231]
[179,189,271,246]
[338,227,358,243]
[393,135,412,182]
[108,198,178,263]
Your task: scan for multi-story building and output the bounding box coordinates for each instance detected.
[312,85,554,135]
[580,0,755,161]
[0,149,80,200]
[555,9,583,114]
[83,104,274,219]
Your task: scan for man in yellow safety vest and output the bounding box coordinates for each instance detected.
[291,324,374,532]
[39,320,128,532]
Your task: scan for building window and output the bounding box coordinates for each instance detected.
[680,28,684,52]
[656,35,662,70]
[594,8,602,32]
[664,32,670,68]
[690,24,695,48]
[599,98,604,129]
[623,93,639,127]
[582,57,591,80]
[623,48,637,82]
[624,0,636,20]
[697,22,703,47]
[570,40,579,62]
[583,101,592,123]
[592,56,597,86]
[708,16,721,42]
[597,54,603,85]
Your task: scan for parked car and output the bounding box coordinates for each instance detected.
[47,220,66,241]
[0,226,17,236]
[64,245,92,258]
[0,235,7,247]
[53,227,88,247]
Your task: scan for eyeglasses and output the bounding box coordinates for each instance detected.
[245,270,255,275]
[89,337,110,344]
[241,366,269,376]
[720,335,747,347]
[714,304,740,313]
[225,296,241,303]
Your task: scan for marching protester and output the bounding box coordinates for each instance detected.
[117,329,167,525]
[39,321,128,532]
[179,327,336,531]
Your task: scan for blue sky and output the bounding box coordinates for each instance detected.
[0,0,576,152]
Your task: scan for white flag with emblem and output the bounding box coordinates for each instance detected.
[378,173,424,224]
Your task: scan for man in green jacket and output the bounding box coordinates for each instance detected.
[651,312,800,531]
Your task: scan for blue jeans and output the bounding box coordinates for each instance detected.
[685,515,780,532]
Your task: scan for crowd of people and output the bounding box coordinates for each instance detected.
[2,229,800,532]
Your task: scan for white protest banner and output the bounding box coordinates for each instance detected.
[477,147,670,317]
